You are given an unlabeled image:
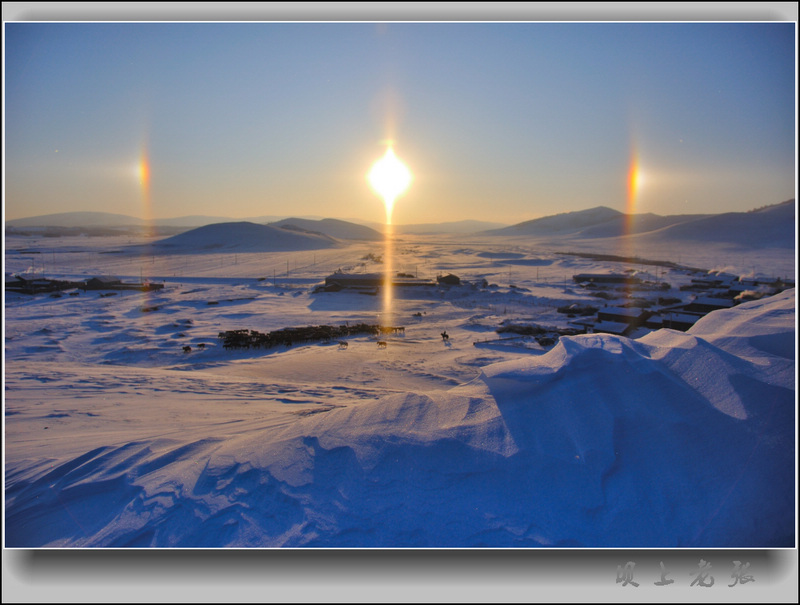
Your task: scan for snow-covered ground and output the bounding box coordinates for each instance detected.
[3,230,796,547]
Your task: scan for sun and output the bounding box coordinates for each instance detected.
[367,147,412,223]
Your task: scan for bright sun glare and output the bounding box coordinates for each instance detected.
[367,147,412,224]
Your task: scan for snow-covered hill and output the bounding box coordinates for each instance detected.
[636,200,796,248]
[575,212,711,238]
[269,217,383,241]
[151,221,340,253]
[485,200,795,250]
[485,206,623,236]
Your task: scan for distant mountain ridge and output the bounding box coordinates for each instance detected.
[6,212,304,229]
[6,211,146,228]
[485,199,795,249]
[392,220,509,234]
[6,212,506,235]
[7,200,794,247]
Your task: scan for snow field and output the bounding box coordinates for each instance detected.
[4,233,796,547]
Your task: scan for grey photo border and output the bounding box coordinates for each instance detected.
[3,2,797,603]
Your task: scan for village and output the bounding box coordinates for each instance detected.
[308,264,795,352]
[5,256,795,360]
[563,270,793,336]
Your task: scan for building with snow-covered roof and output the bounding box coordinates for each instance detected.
[597,307,652,325]
[325,272,386,288]
[661,311,704,331]
[591,320,635,336]
[683,297,736,314]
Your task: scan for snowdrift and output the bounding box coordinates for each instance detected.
[5,290,795,547]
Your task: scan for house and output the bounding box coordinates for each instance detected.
[596,307,652,325]
[661,311,704,331]
[592,320,635,336]
[644,315,664,330]
[567,317,597,334]
[683,297,735,314]
[325,272,387,289]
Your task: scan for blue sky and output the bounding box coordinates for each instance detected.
[4,20,796,225]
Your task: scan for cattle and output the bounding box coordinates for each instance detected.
[218,323,382,351]
[377,340,387,348]
[338,341,349,350]
[182,345,192,353]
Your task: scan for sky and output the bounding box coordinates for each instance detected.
[3,16,796,226]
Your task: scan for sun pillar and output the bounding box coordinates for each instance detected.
[367,145,412,325]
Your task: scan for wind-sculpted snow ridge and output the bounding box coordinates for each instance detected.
[5,291,795,547]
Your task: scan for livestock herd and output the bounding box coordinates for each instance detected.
[218,323,405,351]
